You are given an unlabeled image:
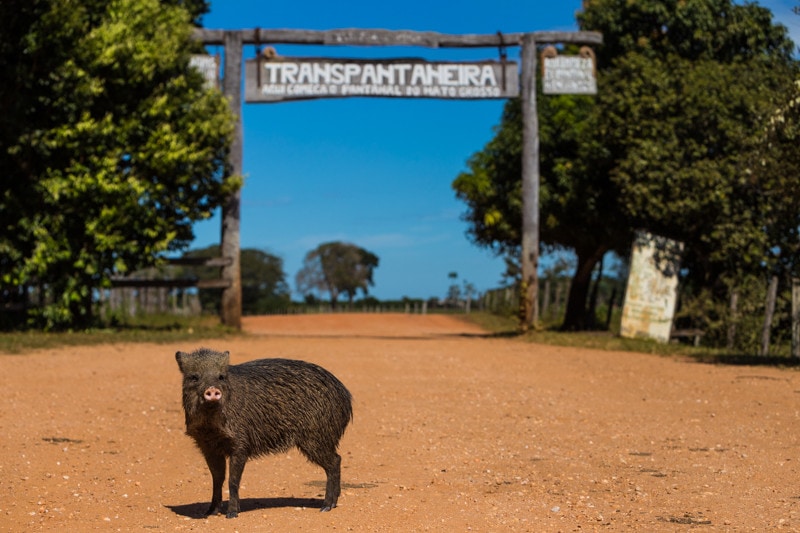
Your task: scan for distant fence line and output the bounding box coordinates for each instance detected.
[482,278,579,323]
[98,288,449,317]
[97,273,800,358]
[100,286,201,318]
[482,275,800,357]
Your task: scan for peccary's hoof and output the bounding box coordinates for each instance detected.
[226,511,239,519]
[205,504,221,516]
[320,503,337,512]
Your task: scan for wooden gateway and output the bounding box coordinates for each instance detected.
[192,28,602,329]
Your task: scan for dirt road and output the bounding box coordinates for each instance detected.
[2,313,799,531]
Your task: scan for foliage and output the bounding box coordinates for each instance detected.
[295,242,379,308]
[578,0,798,285]
[455,0,799,337]
[459,312,718,359]
[0,314,231,355]
[0,0,237,329]
[160,0,209,24]
[758,77,800,277]
[453,59,632,330]
[182,246,291,315]
[578,0,799,349]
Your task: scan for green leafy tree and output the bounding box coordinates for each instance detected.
[756,11,800,282]
[183,246,291,315]
[454,0,798,331]
[296,242,379,308]
[578,0,798,288]
[0,0,237,329]
[161,0,209,24]
[445,271,461,306]
[453,81,632,330]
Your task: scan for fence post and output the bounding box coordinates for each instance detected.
[760,275,779,357]
[792,278,800,359]
[605,286,617,330]
[541,278,551,318]
[727,289,739,351]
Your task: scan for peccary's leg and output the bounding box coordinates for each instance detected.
[203,451,226,516]
[226,453,247,518]
[301,446,342,512]
[320,452,342,512]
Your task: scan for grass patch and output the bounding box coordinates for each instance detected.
[0,315,236,354]
[457,312,769,362]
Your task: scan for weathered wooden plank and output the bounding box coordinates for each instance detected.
[198,279,233,289]
[244,57,520,102]
[109,278,231,289]
[519,33,540,330]
[110,278,198,288]
[793,279,800,358]
[761,274,779,357]
[167,257,233,267]
[220,30,243,330]
[193,28,603,48]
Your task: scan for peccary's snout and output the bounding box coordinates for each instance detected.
[203,386,222,402]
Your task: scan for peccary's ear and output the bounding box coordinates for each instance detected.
[221,351,230,367]
[175,351,186,373]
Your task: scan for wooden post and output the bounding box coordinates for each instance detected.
[542,278,551,318]
[191,28,601,330]
[604,286,617,330]
[792,278,800,358]
[760,275,779,357]
[727,289,739,350]
[519,33,540,331]
[220,30,243,329]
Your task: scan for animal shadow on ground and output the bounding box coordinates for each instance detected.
[167,497,323,518]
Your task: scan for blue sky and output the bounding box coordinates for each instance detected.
[192,0,800,302]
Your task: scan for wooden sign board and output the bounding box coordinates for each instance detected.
[244,57,519,102]
[190,54,220,90]
[541,46,597,95]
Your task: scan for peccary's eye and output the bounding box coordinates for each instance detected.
[218,374,226,381]
[188,374,199,382]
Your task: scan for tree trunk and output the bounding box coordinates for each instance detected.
[561,246,608,331]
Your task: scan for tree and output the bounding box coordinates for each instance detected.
[161,0,209,24]
[183,246,290,315]
[454,0,798,331]
[756,3,800,280]
[453,72,632,330]
[445,272,461,306]
[577,0,799,292]
[0,0,237,329]
[296,242,379,308]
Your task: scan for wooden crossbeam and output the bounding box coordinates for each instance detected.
[193,28,603,48]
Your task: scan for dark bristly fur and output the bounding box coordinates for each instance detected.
[175,348,353,518]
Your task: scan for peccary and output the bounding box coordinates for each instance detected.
[175,348,353,518]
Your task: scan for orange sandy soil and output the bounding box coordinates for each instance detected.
[2,313,799,532]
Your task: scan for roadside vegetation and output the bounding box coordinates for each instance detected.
[2,310,796,369]
[0,314,233,354]
[460,312,800,367]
